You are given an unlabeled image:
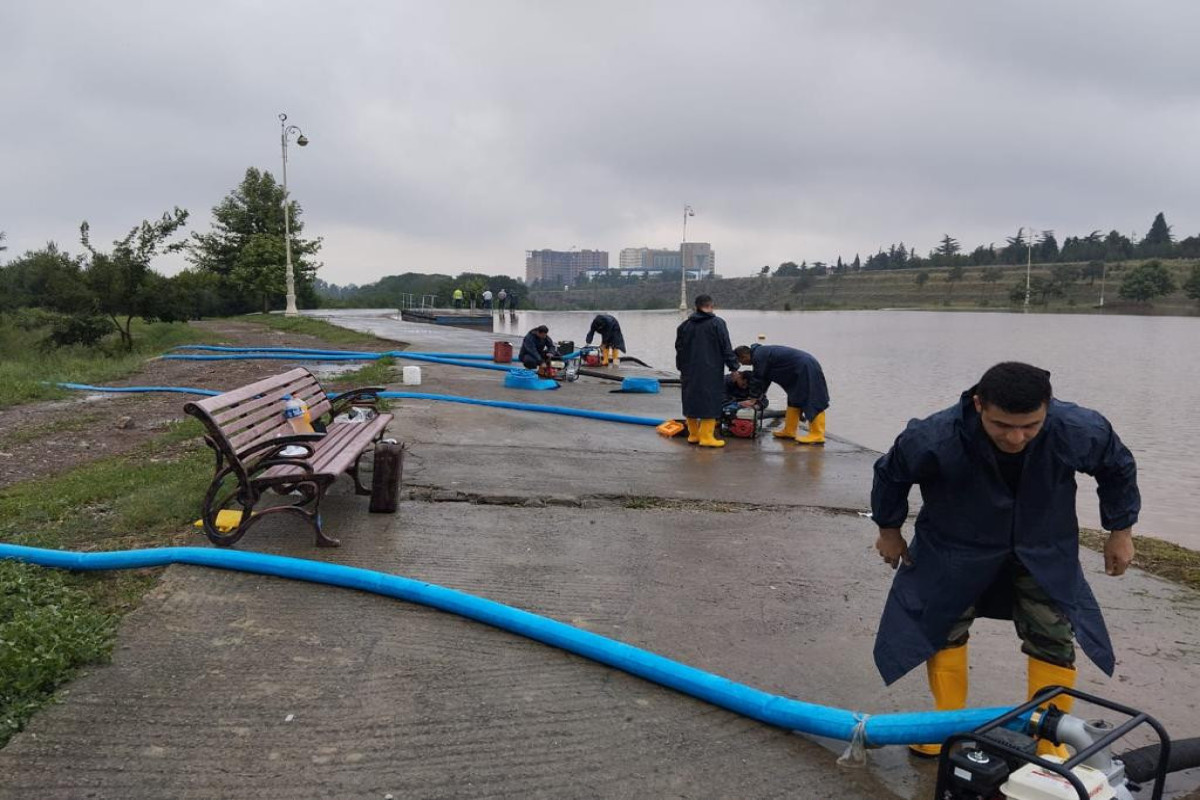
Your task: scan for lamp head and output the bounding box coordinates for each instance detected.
[296,134,309,147]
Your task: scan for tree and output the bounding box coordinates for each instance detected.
[0,243,92,313]
[979,267,1001,300]
[934,234,961,265]
[1037,230,1059,262]
[1118,260,1175,303]
[945,264,965,297]
[915,271,929,290]
[1104,230,1134,261]
[774,261,801,277]
[1183,264,1200,303]
[1081,261,1105,285]
[1137,212,1174,259]
[852,254,861,271]
[759,265,770,276]
[80,208,190,349]
[189,167,322,313]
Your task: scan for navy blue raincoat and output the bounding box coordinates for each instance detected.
[747,344,829,421]
[871,390,1140,685]
[519,330,556,368]
[675,311,739,418]
[585,314,627,352]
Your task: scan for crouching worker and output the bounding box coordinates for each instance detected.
[734,344,828,444]
[724,370,766,408]
[871,362,1139,758]
[586,313,626,367]
[519,325,556,369]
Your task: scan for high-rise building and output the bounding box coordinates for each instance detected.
[617,243,715,277]
[525,249,609,285]
[682,242,715,276]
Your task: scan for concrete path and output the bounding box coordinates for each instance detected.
[2,312,1198,799]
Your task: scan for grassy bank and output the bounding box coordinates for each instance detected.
[1080,528,1200,592]
[0,318,221,409]
[0,420,211,746]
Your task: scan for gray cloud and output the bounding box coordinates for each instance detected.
[3,0,1199,284]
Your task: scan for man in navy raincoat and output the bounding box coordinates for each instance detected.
[519,325,556,369]
[734,344,829,444]
[585,314,627,367]
[674,295,739,447]
[871,362,1138,757]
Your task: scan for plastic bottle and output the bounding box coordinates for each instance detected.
[283,394,314,434]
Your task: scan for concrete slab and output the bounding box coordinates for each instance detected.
[2,314,1198,799]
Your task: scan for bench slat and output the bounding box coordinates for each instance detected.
[260,414,392,480]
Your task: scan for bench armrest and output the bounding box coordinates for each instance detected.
[329,386,385,418]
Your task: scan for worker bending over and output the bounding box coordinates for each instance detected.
[585,313,626,367]
[734,344,828,445]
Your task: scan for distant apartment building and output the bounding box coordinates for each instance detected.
[525,249,609,285]
[617,243,715,277]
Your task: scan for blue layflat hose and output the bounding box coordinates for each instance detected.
[163,352,517,373]
[172,345,517,362]
[0,543,1020,746]
[53,384,667,426]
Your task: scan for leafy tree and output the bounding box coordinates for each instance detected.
[1037,230,1059,262]
[914,271,929,290]
[0,243,92,313]
[759,265,770,276]
[1137,212,1174,258]
[80,208,190,349]
[945,264,965,296]
[969,244,997,266]
[1001,229,1029,265]
[1118,260,1175,303]
[1183,263,1200,303]
[1081,261,1105,285]
[1104,230,1134,261]
[934,234,961,265]
[774,261,801,277]
[1177,235,1200,259]
[189,167,322,313]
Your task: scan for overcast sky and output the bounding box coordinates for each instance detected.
[3,1,1199,284]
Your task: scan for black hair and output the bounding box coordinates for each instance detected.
[535,325,549,334]
[976,362,1052,413]
[694,294,713,310]
[734,346,753,359]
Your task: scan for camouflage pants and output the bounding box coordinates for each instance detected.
[944,560,1076,667]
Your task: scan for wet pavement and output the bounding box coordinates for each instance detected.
[1,311,1198,799]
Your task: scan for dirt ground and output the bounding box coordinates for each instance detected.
[0,320,395,491]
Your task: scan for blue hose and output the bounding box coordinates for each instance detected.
[52,384,668,426]
[0,543,1021,746]
[163,352,517,373]
[172,345,518,362]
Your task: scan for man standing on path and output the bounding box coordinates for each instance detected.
[482,289,493,310]
[674,295,740,447]
[870,362,1139,758]
[452,287,464,309]
[497,288,508,311]
[586,313,627,367]
[734,344,829,445]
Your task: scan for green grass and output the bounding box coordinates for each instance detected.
[240,313,405,347]
[0,319,222,409]
[1080,528,1200,592]
[0,420,212,747]
[326,356,397,390]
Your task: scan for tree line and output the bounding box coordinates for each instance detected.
[0,168,320,349]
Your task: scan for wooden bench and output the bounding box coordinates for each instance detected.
[184,367,396,548]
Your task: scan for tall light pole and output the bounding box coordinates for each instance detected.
[1022,225,1034,313]
[279,113,309,316]
[679,204,695,311]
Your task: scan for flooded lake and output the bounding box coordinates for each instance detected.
[498,308,1200,548]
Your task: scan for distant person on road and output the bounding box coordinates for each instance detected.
[497,288,508,310]
[519,325,556,369]
[870,362,1139,758]
[452,288,464,310]
[585,313,627,367]
[508,291,519,311]
[734,344,829,445]
[482,289,493,310]
[674,294,739,447]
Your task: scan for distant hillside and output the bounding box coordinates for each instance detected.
[526,261,1200,316]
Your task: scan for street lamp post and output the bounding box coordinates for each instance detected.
[679,204,694,311]
[279,113,309,316]
[1022,225,1034,313]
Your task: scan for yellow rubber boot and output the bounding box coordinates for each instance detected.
[611,348,620,368]
[1028,656,1076,759]
[697,418,725,447]
[600,347,609,366]
[909,645,969,758]
[774,406,801,439]
[795,410,826,445]
[686,418,700,444]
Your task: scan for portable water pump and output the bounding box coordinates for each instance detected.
[933,687,1200,800]
[721,400,765,439]
[536,341,581,383]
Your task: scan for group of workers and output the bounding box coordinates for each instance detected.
[675,294,828,448]
[517,295,1141,760]
[517,313,628,371]
[452,287,517,311]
